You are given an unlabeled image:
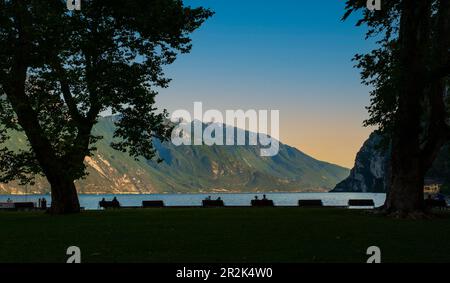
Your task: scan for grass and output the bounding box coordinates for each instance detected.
[0,208,450,263]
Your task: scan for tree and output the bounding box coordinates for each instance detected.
[0,0,213,214]
[344,0,450,216]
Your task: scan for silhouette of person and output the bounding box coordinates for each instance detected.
[217,197,222,201]
[111,197,121,208]
[112,197,119,203]
[41,198,47,209]
[254,196,259,200]
[99,198,106,208]
[263,194,267,200]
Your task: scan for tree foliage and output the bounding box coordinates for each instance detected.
[0,0,213,185]
[344,0,450,149]
[344,0,450,214]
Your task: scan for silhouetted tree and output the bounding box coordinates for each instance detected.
[0,0,212,214]
[344,0,450,216]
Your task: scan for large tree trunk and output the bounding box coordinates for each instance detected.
[383,0,431,215]
[8,49,82,214]
[385,145,425,215]
[6,0,88,215]
[47,173,81,214]
[385,94,426,215]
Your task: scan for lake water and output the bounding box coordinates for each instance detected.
[0,193,387,210]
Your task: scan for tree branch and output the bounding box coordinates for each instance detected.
[64,49,102,166]
[420,79,448,169]
[420,0,450,170]
[6,1,61,173]
[52,62,85,125]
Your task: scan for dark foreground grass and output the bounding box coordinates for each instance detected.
[0,208,449,263]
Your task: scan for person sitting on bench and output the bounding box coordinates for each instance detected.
[202,197,224,207]
[252,195,274,207]
[41,198,47,209]
[99,197,121,209]
[112,197,120,207]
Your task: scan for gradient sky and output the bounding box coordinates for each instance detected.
[156,0,376,168]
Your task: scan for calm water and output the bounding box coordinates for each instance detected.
[0,193,386,210]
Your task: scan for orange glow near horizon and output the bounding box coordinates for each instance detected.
[280,111,374,169]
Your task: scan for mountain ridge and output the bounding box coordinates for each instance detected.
[0,116,350,194]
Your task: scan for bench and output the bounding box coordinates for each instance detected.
[202,200,225,207]
[142,200,165,208]
[348,199,375,207]
[251,199,274,207]
[14,202,35,210]
[298,200,323,207]
[99,201,121,209]
[0,203,15,210]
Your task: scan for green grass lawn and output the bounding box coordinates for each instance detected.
[0,208,449,263]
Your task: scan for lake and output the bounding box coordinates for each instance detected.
[0,192,387,210]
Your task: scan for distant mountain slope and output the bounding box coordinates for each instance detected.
[0,117,349,194]
[332,133,389,193]
[332,133,450,193]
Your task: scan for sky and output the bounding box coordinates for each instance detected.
[156,0,376,168]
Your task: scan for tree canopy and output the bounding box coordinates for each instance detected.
[344,0,450,214]
[0,0,212,213]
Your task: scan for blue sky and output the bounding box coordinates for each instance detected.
[156,0,376,167]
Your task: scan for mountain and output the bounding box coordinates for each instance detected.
[332,133,450,194]
[332,133,389,193]
[0,116,350,194]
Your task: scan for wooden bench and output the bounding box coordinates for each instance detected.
[202,200,225,207]
[251,199,274,207]
[298,200,323,207]
[348,199,375,208]
[142,200,165,208]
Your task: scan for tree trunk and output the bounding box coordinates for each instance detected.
[47,174,81,214]
[383,0,431,216]
[385,146,425,215]
[6,0,86,215]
